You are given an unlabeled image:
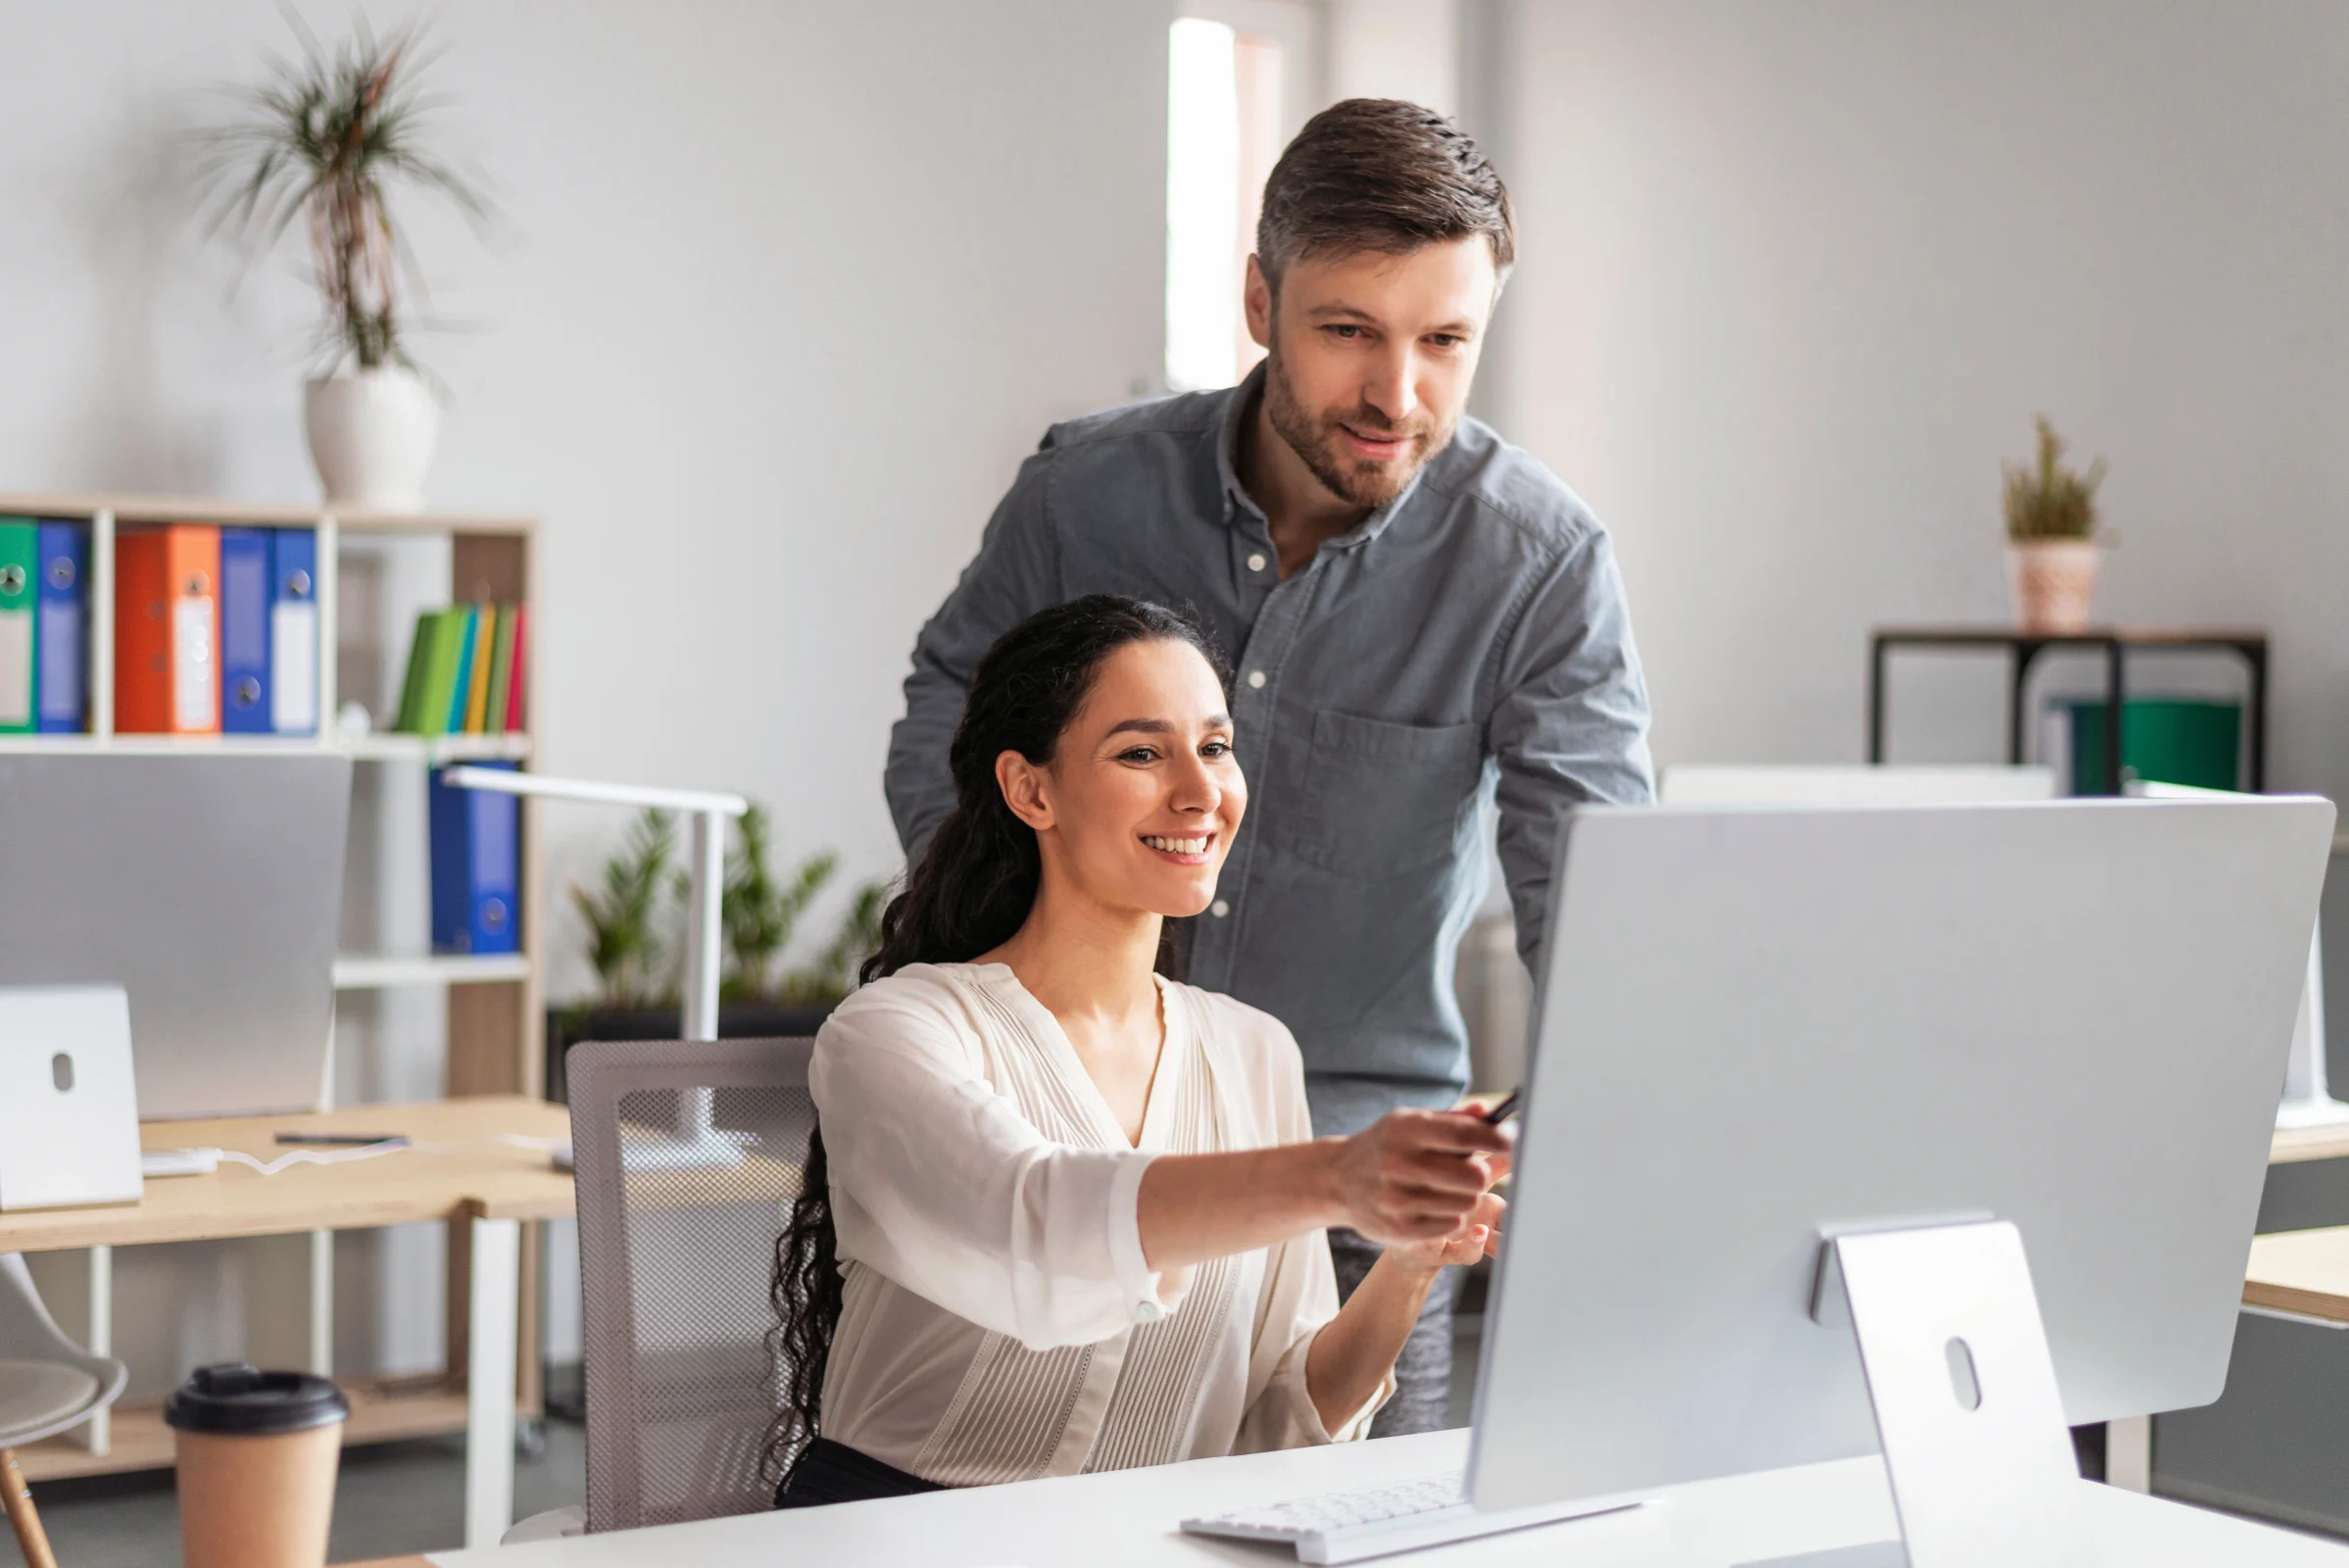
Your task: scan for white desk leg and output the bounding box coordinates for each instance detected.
[309,1229,334,1377]
[85,1247,111,1456]
[2106,1416,2152,1493]
[465,1216,521,1548]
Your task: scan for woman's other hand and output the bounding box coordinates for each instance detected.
[1327,1108,1512,1245]
[1384,1187,1507,1274]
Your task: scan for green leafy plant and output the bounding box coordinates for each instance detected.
[202,17,491,372]
[700,805,838,1002]
[569,809,677,1010]
[781,880,890,1004]
[2003,416,2107,542]
[571,800,886,1013]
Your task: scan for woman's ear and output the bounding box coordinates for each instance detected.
[996,750,1054,833]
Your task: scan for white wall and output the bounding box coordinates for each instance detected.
[1496,0,2349,796]
[0,0,1168,1001]
[0,0,1166,1391]
[1326,0,1458,117]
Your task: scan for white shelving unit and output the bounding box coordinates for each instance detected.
[0,491,547,1478]
[0,731,532,761]
[332,953,536,991]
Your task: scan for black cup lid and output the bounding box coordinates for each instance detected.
[164,1363,350,1436]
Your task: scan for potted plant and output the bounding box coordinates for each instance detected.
[550,805,888,1102]
[568,808,678,1013]
[2002,416,2107,634]
[705,806,838,1003]
[204,20,490,512]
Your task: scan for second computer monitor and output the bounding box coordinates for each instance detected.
[1469,796,2332,1512]
[0,751,350,1119]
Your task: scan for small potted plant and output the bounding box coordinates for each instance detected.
[204,20,490,511]
[2003,416,2108,634]
[550,806,888,1102]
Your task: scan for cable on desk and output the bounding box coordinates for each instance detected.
[214,1142,414,1177]
[171,1134,569,1178]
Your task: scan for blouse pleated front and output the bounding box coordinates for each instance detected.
[807,961,1386,1487]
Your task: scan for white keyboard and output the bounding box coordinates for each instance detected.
[1181,1471,1637,1564]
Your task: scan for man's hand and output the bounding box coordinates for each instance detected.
[1326,1108,1512,1244]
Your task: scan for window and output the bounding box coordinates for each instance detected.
[1165,7,1314,391]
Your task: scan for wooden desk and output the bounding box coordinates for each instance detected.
[13,1097,570,1550]
[2270,1121,2349,1166]
[0,1097,571,1251]
[2097,1124,2349,1494]
[2244,1226,2349,1324]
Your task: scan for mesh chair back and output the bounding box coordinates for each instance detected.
[568,1037,817,1533]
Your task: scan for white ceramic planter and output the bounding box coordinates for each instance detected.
[304,368,439,513]
[2006,538,2100,635]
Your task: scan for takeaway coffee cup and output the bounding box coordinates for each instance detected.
[166,1362,350,1568]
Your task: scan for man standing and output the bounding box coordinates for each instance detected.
[885,99,1653,1433]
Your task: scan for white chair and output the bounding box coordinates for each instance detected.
[506,1036,819,1544]
[0,1253,128,1568]
[1659,762,2059,806]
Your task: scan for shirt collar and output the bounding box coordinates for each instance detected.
[1213,360,1426,551]
[1213,362,1264,520]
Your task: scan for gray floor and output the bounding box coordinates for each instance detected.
[0,1420,587,1566]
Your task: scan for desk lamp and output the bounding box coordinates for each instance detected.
[443,766,752,1168]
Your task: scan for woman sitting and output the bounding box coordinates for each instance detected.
[770,595,1509,1506]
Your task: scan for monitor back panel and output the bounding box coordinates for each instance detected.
[1470,797,2333,1510]
[0,753,350,1118]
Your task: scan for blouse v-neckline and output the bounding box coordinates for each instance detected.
[968,963,1184,1152]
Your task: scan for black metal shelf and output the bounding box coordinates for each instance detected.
[1867,626,2270,795]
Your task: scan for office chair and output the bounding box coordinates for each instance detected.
[0,1253,128,1568]
[508,1037,818,1543]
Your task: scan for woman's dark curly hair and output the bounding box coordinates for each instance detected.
[762,595,1228,1492]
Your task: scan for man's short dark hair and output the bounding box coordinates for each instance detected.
[1255,98,1515,294]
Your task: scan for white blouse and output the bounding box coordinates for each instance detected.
[808,960,1387,1486]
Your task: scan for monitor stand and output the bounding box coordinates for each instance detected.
[1744,1220,2090,1568]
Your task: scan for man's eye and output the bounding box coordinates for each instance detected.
[1327,323,1364,339]
[1428,334,1464,350]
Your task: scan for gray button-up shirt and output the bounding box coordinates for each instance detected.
[886,365,1654,1135]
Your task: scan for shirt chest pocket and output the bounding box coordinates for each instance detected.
[1286,710,1486,878]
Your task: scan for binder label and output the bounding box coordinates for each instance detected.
[272,601,318,733]
[0,612,27,728]
[37,599,80,721]
[173,595,215,730]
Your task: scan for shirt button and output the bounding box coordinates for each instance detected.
[1247,553,1267,572]
[1210,900,1230,918]
[1247,670,1267,689]
[1135,1299,1164,1324]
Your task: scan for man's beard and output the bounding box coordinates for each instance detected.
[1261,350,1450,511]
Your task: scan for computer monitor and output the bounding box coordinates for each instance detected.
[0,751,351,1118]
[1470,797,2332,1517]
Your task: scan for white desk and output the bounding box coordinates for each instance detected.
[407,1429,2349,1567]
